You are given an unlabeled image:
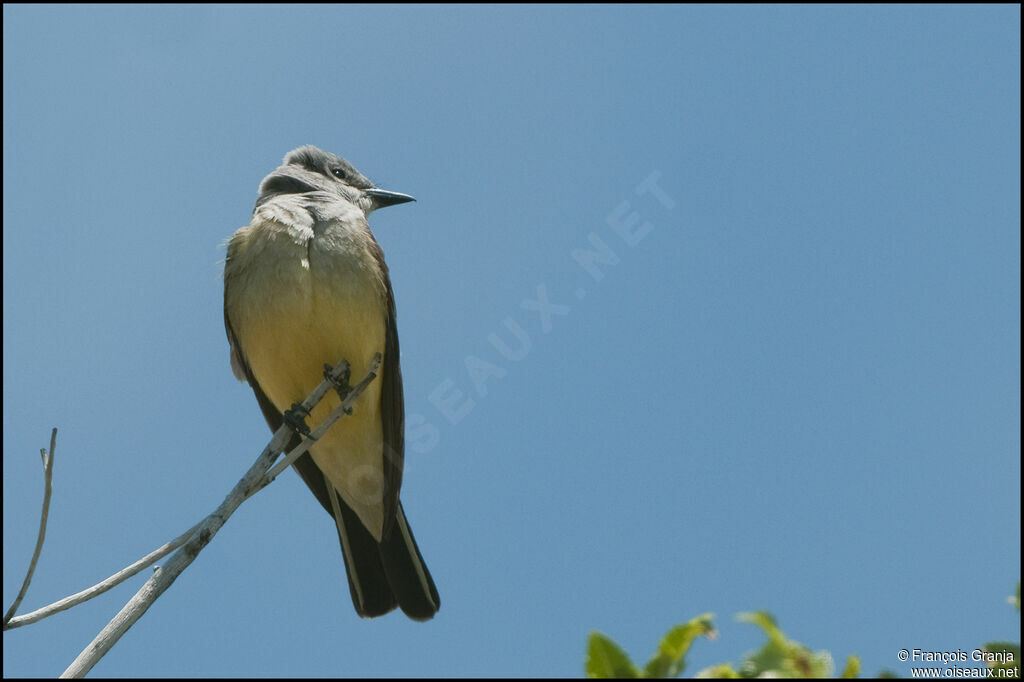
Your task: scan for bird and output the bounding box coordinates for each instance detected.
[223,145,439,620]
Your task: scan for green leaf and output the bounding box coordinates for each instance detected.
[736,612,785,647]
[586,631,640,679]
[643,613,717,678]
[839,655,861,678]
[735,612,789,676]
[735,612,834,678]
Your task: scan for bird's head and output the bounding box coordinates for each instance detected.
[255,145,414,214]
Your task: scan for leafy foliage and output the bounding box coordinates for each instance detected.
[585,611,854,679]
[586,614,715,679]
[585,582,1020,678]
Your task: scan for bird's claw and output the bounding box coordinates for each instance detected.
[324,363,354,411]
[283,402,315,439]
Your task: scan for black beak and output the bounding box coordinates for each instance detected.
[366,188,416,208]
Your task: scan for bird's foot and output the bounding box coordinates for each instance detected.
[323,363,355,414]
[283,402,316,439]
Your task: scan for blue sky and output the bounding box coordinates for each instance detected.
[3,4,1019,678]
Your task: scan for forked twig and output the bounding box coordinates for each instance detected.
[4,523,201,630]
[58,355,380,678]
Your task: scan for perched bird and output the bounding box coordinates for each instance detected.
[223,145,439,620]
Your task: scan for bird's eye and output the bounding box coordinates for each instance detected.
[331,168,347,180]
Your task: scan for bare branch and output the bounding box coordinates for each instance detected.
[4,428,57,628]
[59,355,379,678]
[3,522,200,630]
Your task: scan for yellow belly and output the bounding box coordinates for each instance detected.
[226,222,388,539]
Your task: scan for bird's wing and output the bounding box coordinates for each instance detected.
[370,236,404,540]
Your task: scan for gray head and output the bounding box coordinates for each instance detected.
[255,145,414,213]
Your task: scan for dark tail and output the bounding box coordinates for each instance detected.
[378,502,441,620]
[331,493,440,620]
[291,451,439,620]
